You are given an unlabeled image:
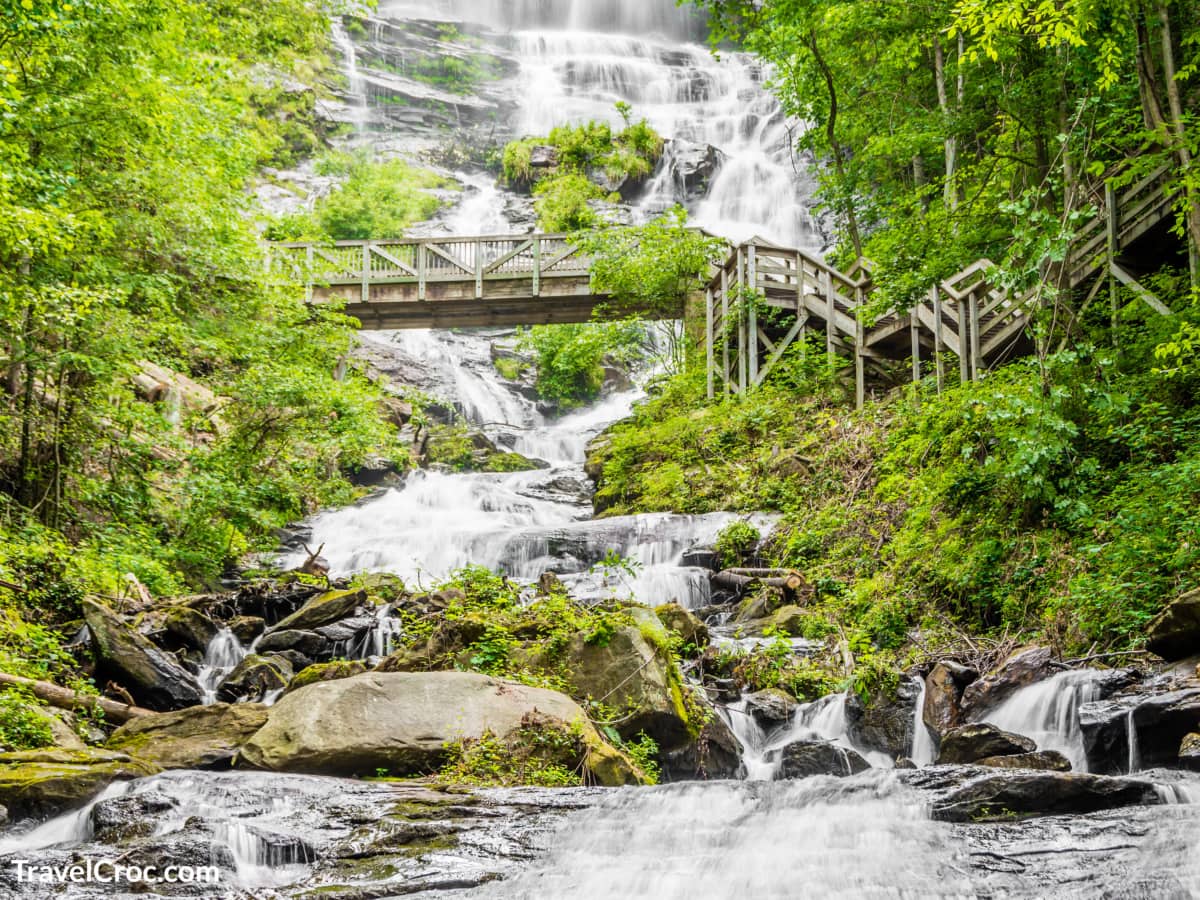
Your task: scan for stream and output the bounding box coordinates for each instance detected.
[5,1,1200,897]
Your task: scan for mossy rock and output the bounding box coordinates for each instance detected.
[286,659,368,694]
[107,703,268,769]
[484,451,542,473]
[0,748,160,819]
[163,605,219,650]
[269,588,366,633]
[654,602,709,653]
[763,605,806,636]
[353,573,408,603]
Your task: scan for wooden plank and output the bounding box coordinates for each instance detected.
[911,311,921,384]
[533,237,541,297]
[1111,262,1171,315]
[747,244,758,386]
[425,241,476,274]
[482,239,534,274]
[367,244,418,276]
[968,291,983,378]
[755,315,807,385]
[706,287,715,400]
[721,265,731,395]
[957,297,969,383]
[417,244,426,301]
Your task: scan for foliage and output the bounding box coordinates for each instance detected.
[618,731,661,784]
[0,688,54,752]
[518,322,648,408]
[532,173,606,232]
[438,724,585,787]
[715,520,762,568]
[712,629,839,701]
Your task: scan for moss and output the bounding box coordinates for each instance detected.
[287,659,367,693]
[483,452,540,473]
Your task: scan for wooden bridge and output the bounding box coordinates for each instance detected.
[269,233,633,329]
[702,164,1182,407]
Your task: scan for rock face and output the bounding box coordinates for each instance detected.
[1179,733,1200,770]
[937,723,1037,765]
[238,671,640,785]
[83,599,204,710]
[107,704,268,769]
[1080,687,1200,774]
[268,588,366,634]
[0,748,160,819]
[845,677,921,759]
[929,771,1161,822]
[923,661,977,733]
[660,708,745,781]
[564,625,691,750]
[960,647,1058,720]
[778,740,870,779]
[163,606,219,651]
[667,139,724,200]
[1146,588,1200,660]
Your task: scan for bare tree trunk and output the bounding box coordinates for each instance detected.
[0,671,154,723]
[808,31,863,257]
[934,34,962,212]
[1157,2,1200,256]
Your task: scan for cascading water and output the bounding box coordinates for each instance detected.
[196,628,248,705]
[908,676,938,766]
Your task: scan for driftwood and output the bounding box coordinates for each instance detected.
[711,568,807,594]
[0,578,26,594]
[0,671,153,723]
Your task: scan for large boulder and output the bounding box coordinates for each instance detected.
[778,740,870,779]
[975,750,1071,771]
[845,677,922,759]
[654,602,709,651]
[268,588,366,634]
[659,697,745,781]
[1146,588,1200,661]
[937,723,1037,765]
[217,654,292,703]
[960,647,1058,720]
[930,771,1161,822]
[1179,733,1200,770]
[256,628,329,658]
[83,599,204,710]
[163,606,219,651]
[107,703,268,769]
[1080,687,1200,774]
[923,661,977,733]
[744,688,797,729]
[667,139,724,201]
[238,671,641,786]
[0,749,160,819]
[564,625,692,751]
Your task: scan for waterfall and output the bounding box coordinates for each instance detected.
[972,669,1104,772]
[197,628,248,705]
[908,676,937,766]
[1127,704,1141,774]
[331,20,369,135]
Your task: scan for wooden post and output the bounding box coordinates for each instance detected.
[825,270,836,361]
[854,284,865,410]
[910,310,921,385]
[417,240,427,301]
[747,244,758,387]
[305,244,314,303]
[532,235,541,297]
[957,296,970,383]
[736,247,748,392]
[362,243,370,304]
[705,286,715,400]
[721,265,731,395]
[796,253,807,356]
[932,285,945,393]
[475,239,484,299]
[968,289,983,378]
[1105,182,1119,343]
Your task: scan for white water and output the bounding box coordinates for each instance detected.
[196,628,248,705]
[909,676,937,766]
[330,20,370,135]
[974,669,1105,772]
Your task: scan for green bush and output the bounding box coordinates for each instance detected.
[518,322,647,408]
[715,520,761,568]
[0,690,55,752]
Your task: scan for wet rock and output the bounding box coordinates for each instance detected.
[845,677,921,759]
[0,748,160,819]
[1080,687,1200,774]
[654,602,709,651]
[379,396,414,427]
[315,614,375,643]
[36,709,86,751]
[239,671,643,785]
[268,587,366,633]
[937,723,1037,765]
[930,771,1161,822]
[680,546,720,571]
[90,791,177,842]
[1179,733,1200,770]
[777,740,870,779]
[228,615,266,643]
[348,453,405,488]
[1146,587,1200,661]
[667,139,725,200]
[763,604,805,636]
[163,606,219,651]
[960,647,1059,720]
[256,628,330,658]
[217,653,292,702]
[107,703,269,769]
[923,661,977,733]
[744,688,797,728]
[975,750,1071,771]
[660,699,745,781]
[83,599,204,710]
[565,625,691,751]
[529,144,558,168]
[285,659,367,694]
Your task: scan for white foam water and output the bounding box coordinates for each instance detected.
[977,669,1104,772]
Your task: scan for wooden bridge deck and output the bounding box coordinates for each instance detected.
[269,233,644,329]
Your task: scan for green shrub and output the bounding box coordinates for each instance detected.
[0,690,55,752]
[715,520,761,568]
[518,322,647,408]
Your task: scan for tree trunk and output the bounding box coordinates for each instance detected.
[934,34,960,212]
[0,671,154,723]
[1157,2,1200,255]
[808,31,863,257]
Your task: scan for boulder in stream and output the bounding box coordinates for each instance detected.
[744,688,797,728]
[163,605,219,651]
[960,647,1058,720]
[845,676,922,759]
[107,703,268,769]
[268,587,366,633]
[217,653,292,702]
[654,602,709,651]
[0,748,160,819]
[778,740,870,779]
[929,770,1162,822]
[973,750,1071,771]
[238,671,644,785]
[923,661,977,733]
[1080,686,1200,774]
[937,723,1037,765]
[83,599,204,710]
[1179,732,1200,770]
[1146,587,1200,661]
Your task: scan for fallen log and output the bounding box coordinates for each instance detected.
[0,671,154,724]
[711,569,806,593]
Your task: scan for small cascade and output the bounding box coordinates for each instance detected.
[0,781,131,855]
[197,628,248,705]
[355,602,404,659]
[1127,704,1141,774]
[974,669,1104,772]
[330,19,369,134]
[908,676,937,767]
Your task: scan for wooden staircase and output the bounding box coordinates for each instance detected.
[704,164,1181,406]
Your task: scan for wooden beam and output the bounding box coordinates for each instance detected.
[957,297,970,383]
[705,286,715,400]
[855,284,865,410]
[747,244,759,386]
[721,265,731,396]
[911,311,921,385]
[1111,262,1171,315]
[1106,181,1119,341]
[968,290,983,378]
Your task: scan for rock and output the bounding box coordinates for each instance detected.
[315,615,375,643]
[660,695,745,780]
[348,454,404,488]
[564,625,691,751]
[163,606,219,651]
[1146,587,1200,661]
[529,144,558,168]
[778,740,871,779]
[763,604,805,636]
[36,710,87,751]
[975,750,1071,771]
[0,748,160,819]
[83,599,204,710]
[228,615,266,643]
[923,661,977,733]
[930,771,1162,822]
[1080,687,1200,774]
[937,723,1037,764]
[680,547,720,571]
[744,688,797,728]
[845,677,922,759]
[960,647,1058,720]
[285,659,367,694]
[107,703,268,770]
[654,602,709,650]
[89,791,177,842]
[256,629,329,658]
[217,654,292,702]
[238,671,641,785]
[268,588,366,634]
[667,139,724,200]
[379,396,414,428]
[1179,733,1200,770]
